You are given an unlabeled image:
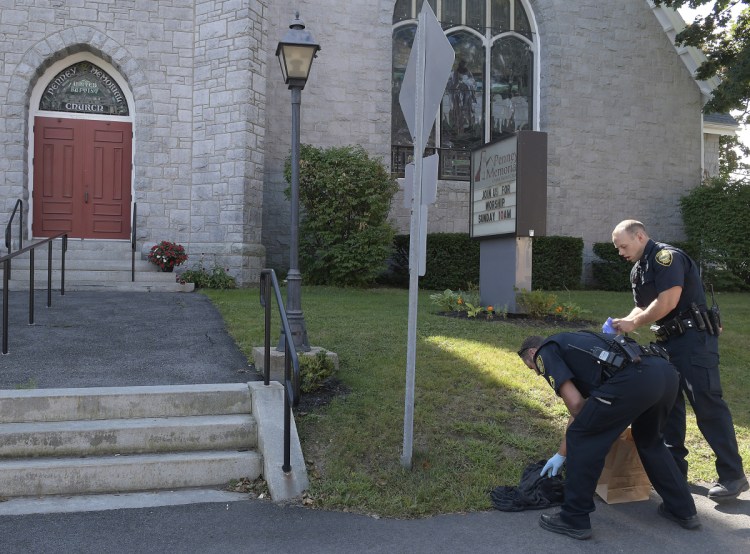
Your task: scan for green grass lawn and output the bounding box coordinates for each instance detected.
[205,287,750,518]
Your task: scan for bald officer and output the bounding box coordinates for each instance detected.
[611,219,747,502]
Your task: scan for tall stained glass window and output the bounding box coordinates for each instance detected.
[392,0,535,180]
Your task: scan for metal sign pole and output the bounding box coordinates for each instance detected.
[401,7,427,470]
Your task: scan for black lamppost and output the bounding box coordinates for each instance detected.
[276,13,320,352]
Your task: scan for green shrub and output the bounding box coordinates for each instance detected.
[379,233,480,290]
[429,289,464,312]
[680,177,750,291]
[299,350,336,394]
[428,286,480,313]
[383,234,583,291]
[515,288,558,318]
[286,144,398,287]
[178,256,237,289]
[531,236,584,290]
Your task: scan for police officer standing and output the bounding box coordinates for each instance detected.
[518,331,699,540]
[611,219,747,501]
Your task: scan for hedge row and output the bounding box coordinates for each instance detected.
[380,233,584,291]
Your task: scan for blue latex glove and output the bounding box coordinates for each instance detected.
[602,317,615,334]
[541,453,566,477]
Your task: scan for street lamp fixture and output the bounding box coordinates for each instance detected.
[276,13,320,89]
[275,14,320,352]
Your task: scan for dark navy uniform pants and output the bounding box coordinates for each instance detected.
[662,329,744,482]
[560,357,696,529]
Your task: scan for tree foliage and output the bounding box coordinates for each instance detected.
[284,144,398,287]
[654,1,750,118]
[718,134,750,180]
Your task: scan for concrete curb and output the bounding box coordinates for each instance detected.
[249,381,309,501]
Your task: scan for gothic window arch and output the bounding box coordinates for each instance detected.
[392,0,536,180]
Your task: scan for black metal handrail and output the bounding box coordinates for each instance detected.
[131,203,137,282]
[0,233,67,354]
[259,268,301,473]
[5,199,23,255]
[4,199,24,281]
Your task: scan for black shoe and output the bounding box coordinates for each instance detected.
[539,513,592,540]
[708,476,749,502]
[657,503,701,530]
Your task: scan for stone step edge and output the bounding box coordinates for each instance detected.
[0,383,253,423]
[0,414,257,458]
[0,450,263,498]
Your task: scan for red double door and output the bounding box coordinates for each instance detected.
[32,116,132,239]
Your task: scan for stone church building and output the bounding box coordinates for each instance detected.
[0,0,738,285]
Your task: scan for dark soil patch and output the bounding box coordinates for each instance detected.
[295,377,350,413]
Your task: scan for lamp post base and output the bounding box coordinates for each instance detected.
[276,310,310,352]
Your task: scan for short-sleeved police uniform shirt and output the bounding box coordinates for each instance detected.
[533,332,609,398]
[631,239,706,323]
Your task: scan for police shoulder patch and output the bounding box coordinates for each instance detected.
[534,354,545,376]
[655,249,673,267]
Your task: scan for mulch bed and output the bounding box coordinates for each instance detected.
[437,311,597,329]
[295,378,351,413]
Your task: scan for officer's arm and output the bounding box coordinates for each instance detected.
[555,382,585,458]
[613,286,682,334]
[559,380,586,417]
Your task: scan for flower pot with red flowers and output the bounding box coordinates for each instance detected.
[147,241,188,272]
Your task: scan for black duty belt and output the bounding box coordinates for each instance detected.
[651,317,698,342]
[570,334,670,382]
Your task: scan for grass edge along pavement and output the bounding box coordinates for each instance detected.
[204,287,750,518]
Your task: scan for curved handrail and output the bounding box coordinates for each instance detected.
[5,199,24,255]
[259,268,301,473]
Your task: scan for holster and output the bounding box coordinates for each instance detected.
[652,317,686,341]
[707,305,722,335]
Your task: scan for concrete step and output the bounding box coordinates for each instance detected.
[0,414,257,458]
[0,384,253,423]
[0,383,307,502]
[1,239,194,292]
[7,259,156,271]
[4,268,175,281]
[0,384,261,498]
[0,280,194,292]
[0,450,262,497]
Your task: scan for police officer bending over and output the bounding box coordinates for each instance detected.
[611,220,747,501]
[518,331,699,540]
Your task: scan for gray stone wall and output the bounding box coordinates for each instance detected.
[190,0,268,285]
[0,0,716,287]
[533,0,703,280]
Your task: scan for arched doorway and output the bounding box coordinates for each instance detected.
[30,56,134,239]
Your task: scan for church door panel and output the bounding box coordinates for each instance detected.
[32,117,84,236]
[33,117,132,239]
[86,121,132,238]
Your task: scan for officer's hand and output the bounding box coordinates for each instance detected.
[611,318,636,334]
[540,453,566,477]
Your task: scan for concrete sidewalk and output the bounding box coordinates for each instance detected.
[0,291,747,553]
